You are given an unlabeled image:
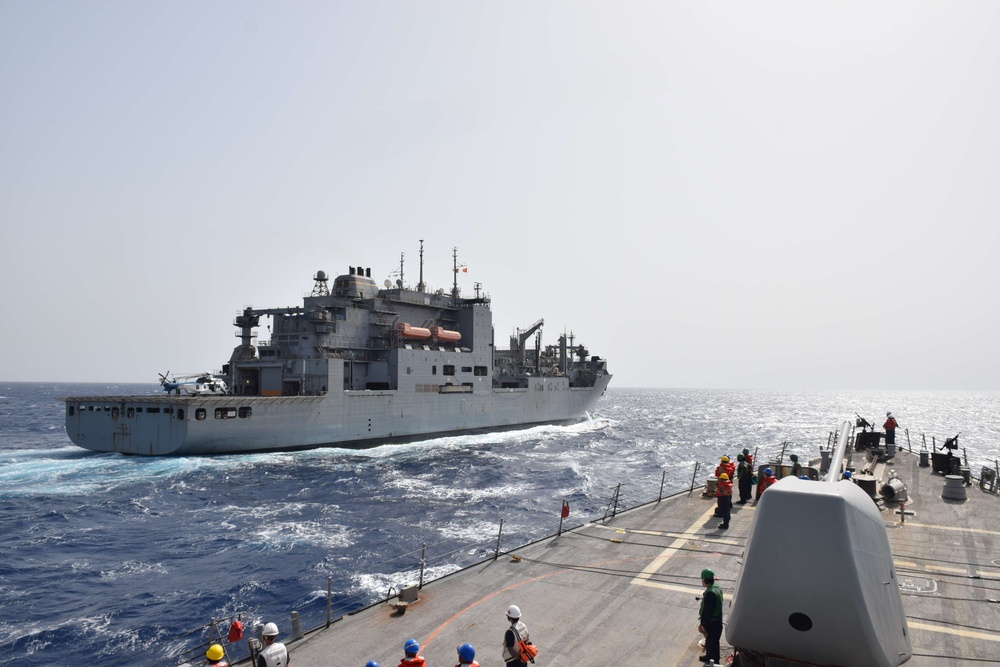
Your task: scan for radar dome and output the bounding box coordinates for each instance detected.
[315,270,327,280]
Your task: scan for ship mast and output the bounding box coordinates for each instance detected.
[418,239,425,293]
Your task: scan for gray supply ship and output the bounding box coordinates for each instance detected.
[63,247,611,456]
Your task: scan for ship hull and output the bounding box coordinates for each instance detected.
[64,374,611,456]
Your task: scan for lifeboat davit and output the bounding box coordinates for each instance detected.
[431,326,461,343]
[397,323,432,339]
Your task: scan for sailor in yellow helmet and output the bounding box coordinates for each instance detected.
[715,472,733,530]
[206,643,229,666]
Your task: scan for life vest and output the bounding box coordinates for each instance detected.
[884,417,898,430]
[760,475,778,492]
[259,642,289,667]
[399,658,428,667]
[716,480,733,497]
[503,621,529,663]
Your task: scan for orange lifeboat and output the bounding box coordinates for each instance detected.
[431,326,462,343]
[397,323,431,339]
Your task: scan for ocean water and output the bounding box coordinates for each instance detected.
[2,383,999,666]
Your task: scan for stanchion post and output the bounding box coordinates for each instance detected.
[418,543,427,589]
[494,519,504,560]
[658,470,666,502]
[326,577,332,627]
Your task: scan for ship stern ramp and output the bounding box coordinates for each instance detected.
[727,477,912,667]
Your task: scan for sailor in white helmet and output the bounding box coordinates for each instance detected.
[256,622,289,667]
[502,604,530,667]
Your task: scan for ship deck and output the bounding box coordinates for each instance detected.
[236,448,1000,666]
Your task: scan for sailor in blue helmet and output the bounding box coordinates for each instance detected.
[398,638,427,667]
[842,470,853,481]
[456,643,480,667]
[366,663,380,667]
[698,568,724,663]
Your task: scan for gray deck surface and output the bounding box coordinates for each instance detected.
[253,449,1000,666]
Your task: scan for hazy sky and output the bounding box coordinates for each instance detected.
[2,2,998,389]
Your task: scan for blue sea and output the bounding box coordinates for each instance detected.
[2,383,999,666]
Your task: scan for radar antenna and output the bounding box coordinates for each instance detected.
[311,270,329,296]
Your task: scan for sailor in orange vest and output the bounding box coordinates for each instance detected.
[716,473,733,529]
[206,644,229,666]
[758,467,778,496]
[884,412,899,445]
[742,448,754,470]
[399,639,427,667]
[715,455,736,479]
[456,643,481,667]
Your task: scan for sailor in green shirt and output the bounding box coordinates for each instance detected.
[698,568,723,664]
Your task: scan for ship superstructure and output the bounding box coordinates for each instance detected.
[64,247,611,455]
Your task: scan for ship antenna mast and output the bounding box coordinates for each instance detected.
[418,239,425,293]
[398,252,405,289]
[452,246,467,302]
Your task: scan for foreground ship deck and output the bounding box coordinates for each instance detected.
[224,447,1000,666]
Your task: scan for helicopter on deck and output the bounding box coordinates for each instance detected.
[158,371,230,396]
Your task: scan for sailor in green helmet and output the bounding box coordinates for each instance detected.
[698,568,724,664]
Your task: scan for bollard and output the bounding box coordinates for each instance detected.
[942,475,967,501]
[919,451,929,467]
[290,611,303,641]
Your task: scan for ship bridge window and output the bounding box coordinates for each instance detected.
[68,406,75,416]
[443,365,455,376]
[238,407,252,418]
[474,366,487,376]
[177,409,185,420]
[147,407,161,413]
[461,366,472,373]
[196,408,207,420]
[111,407,119,418]
[215,407,237,419]
[127,408,135,418]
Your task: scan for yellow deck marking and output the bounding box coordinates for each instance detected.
[895,521,1000,537]
[908,621,1000,643]
[630,504,723,592]
[589,515,743,547]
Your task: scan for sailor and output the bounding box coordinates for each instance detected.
[742,448,754,469]
[456,643,481,667]
[206,643,229,666]
[842,470,853,481]
[366,662,380,667]
[398,638,428,667]
[716,473,733,529]
[789,453,802,478]
[502,604,530,667]
[256,623,289,667]
[736,454,753,504]
[884,412,899,445]
[715,455,736,480]
[758,467,778,495]
[698,568,724,664]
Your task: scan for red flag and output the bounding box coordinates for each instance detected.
[462,267,468,273]
[561,501,570,518]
